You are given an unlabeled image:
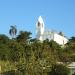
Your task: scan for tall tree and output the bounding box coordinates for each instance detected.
[0,34,9,44]
[69,37,75,42]
[16,31,31,44]
[67,36,75,50]
[9,25,17,39]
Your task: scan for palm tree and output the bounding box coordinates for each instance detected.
[9,25,17,39]
[16,31,31,44]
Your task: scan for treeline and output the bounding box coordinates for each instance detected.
[0,30,75,75]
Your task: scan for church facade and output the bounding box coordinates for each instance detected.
[36,16,68,45]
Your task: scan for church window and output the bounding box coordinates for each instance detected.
[38,22,40,27]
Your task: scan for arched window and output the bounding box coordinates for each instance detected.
[38,22,40,27]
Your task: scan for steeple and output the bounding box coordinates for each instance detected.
[38,16,44,23]
[36,16,45,41]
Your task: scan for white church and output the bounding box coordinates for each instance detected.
[36,16,68,45]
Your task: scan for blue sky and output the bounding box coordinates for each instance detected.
[0,0,75,38]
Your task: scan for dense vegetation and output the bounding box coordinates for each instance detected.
[0,29,75,75]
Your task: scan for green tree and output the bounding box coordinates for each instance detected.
[0,34,9,44]
[9,25,17,39]
[67,36,75,49]
[16,31,31,44]
[0,34,9,60]
[8,40,25,62]
[50,64,70,75]
[69,37,75,42]
[0,44,10,60]
[72,72,75,75]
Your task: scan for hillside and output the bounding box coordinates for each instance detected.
[0,31,75,75]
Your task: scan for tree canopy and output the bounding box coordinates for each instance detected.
[0,31,75,75]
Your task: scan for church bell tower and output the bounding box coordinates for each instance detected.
[36,16,44,41]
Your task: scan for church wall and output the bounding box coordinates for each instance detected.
[54,33,68,45]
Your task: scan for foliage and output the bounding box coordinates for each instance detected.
[49,64,70,75]
[0,31,75,75]
[16,31,31,44]
[72,72,75,75]
[0,34,9,44]
[9,25,17,38]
